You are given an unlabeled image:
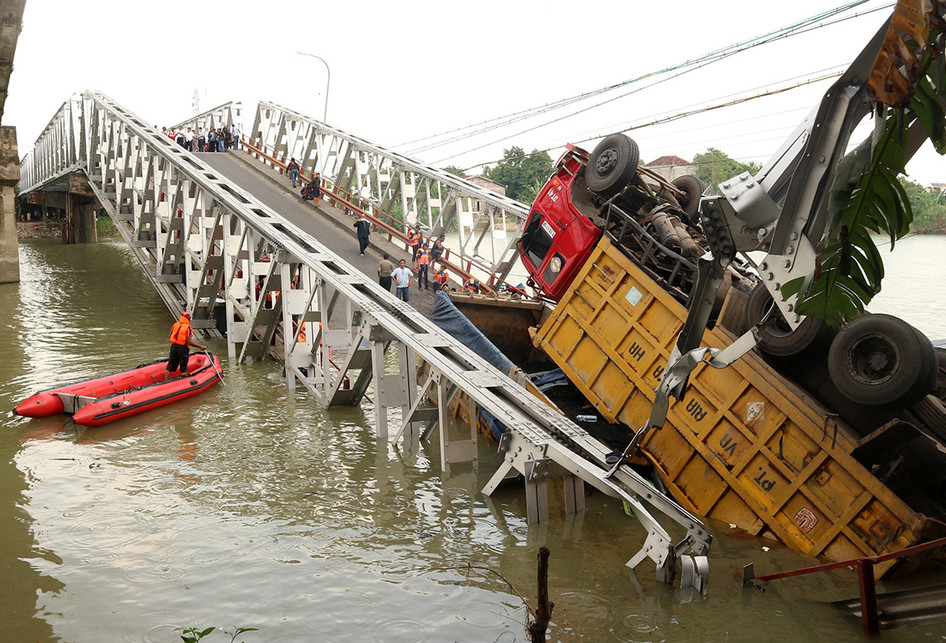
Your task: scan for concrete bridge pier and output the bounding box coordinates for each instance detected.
[0,126,19,283]
[63,191,98,244]
[33,173,99,245]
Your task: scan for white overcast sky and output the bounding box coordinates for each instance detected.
[5,0,944,185]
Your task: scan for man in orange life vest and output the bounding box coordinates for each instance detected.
[166,312,206,380]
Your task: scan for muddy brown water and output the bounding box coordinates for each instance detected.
[1,238,944,642]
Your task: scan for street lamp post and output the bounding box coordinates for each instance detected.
[296,51,331,124]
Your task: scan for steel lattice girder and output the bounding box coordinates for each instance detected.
[249,101,529,278]
[17,90,712,585]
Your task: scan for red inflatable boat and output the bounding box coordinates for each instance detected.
[13,353,222,427]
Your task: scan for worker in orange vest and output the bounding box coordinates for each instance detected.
[416,242,431,290]
[463,278,482,293]
[407,225,422,264]
[165,311,206,380]
[433,265,449,292]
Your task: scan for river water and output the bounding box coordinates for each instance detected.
[1,236,944,642]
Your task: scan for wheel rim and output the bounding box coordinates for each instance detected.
[760,299,793,338]
[846,333,900,385]
[594,148,618,176]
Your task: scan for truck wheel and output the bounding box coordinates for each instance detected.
[671,175,705,220]
[907,324,938,404]
[585,134,639,199]
[828,314,936,408]
[746,283,833,356]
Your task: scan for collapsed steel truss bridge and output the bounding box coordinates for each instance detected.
[18,91,711,586]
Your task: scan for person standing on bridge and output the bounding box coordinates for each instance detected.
[231,124,241,150]
[392,259,414,302]
[416,242,430,290]
[354,214,371,256]
[287,159,300,188]
[407,225,421,265]
[165,312,206,380]
[312,173,322,206]
[431,234,446,266]
[377,253,395,292]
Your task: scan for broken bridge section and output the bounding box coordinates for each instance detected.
[17,91,711,587]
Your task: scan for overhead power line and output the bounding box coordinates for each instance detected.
[457,72,841,173]
[417,1,891,166]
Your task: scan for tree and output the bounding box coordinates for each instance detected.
[482,147,554,203]
[900,177,946,233]
[441,165,465,177]
[692,148,761,191]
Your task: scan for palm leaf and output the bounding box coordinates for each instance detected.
[792,11,945,326]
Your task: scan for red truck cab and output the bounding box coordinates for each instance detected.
[518,145,602,301]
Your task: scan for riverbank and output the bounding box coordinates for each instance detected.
[16,217,119,240]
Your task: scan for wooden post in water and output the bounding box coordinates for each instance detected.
[527,546,554,642]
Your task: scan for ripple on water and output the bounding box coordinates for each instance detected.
[135,611,186,643]
[610,611,662,642]
[122,563,187,583]
[63,508,150,550]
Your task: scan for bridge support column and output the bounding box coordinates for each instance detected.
[64,194,98,244]
[0,126,19,284]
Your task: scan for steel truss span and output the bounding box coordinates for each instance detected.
[248,100,529,280]
[17,91,711,587]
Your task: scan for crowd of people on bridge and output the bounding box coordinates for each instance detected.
[161,125,242,153]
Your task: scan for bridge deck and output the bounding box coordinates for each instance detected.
[197,151,442,316]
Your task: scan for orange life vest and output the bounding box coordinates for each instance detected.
[417,248,430,266]
[169,316,191,345]
[463,279,478,291]
[434,270,449,286]
[408,230,421,247]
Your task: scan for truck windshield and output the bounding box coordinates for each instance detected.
[520,211,554,269]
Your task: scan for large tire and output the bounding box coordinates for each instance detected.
[671,175,704,221]
[828,314,936,408]
[585,134,639,199]
[746,283,833,357]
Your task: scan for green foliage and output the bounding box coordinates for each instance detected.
[96,211,118,237]
[692,148,761,191]
[441,165,465,177]
[482,146,554,203]
[790,24,946,327]
[900,176,946,232]
[181,627,216,642]
[180,626,258,643]
[224,627,259,642]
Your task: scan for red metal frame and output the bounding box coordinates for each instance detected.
[747,536,946,634]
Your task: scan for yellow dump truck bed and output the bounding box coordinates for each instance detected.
[532,236,938,573]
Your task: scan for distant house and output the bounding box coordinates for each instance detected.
[930,182,946,193]
[645,155,697,182]
[464,175,506,215]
